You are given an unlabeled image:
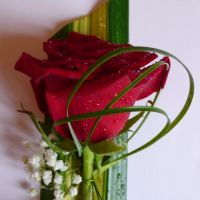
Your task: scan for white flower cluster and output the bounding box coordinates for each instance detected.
[23,140,82,200]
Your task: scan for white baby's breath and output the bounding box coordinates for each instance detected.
[29,154,42,169]
[69,186,78,197]
[45,149,57,168]
[31,170,41,182]
[54,189,64,200]
[23,139,72,199]
[54,173,63,186]
[72,174,82,185]
[54,160,68,172]
[42,170,52,185]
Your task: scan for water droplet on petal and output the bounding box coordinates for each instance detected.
[114,120,119,124]
[81,121,88,128]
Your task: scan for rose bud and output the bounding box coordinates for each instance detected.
[15,32,170,142]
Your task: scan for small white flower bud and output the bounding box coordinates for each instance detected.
[40,140,48,148]
[54,189,64,200]
[69,186,78,197]
[42,170,52,185]
[72,174,82,185]
[45,149,57,168]
[28,188,37,198]
[31,171,41,182]
[63,151,69,155]
[54,160,68,172]
[29,154,41,169]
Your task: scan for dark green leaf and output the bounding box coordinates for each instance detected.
[56,139,76,151]
[51,23,73,40]
[39,116,53,136]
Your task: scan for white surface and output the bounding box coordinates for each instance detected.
[0,0,199,199]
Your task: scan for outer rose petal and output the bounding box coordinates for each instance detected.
[31,80,47,114]
[15,53,82,83]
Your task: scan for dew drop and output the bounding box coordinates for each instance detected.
[114,120,119,124]
[121,184,125,190]
[81,121,88,128]
[117,173,121,179]
[117,70,122,74]
[116,189,121,196]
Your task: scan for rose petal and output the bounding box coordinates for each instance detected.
[31,80,48,114]
[15,53,82,83]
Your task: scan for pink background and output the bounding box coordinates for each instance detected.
[0,0,199,199]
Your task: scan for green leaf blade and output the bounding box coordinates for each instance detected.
[89,140,126,155]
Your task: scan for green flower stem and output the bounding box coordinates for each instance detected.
[82,146,95,200]
[64,157,72,200]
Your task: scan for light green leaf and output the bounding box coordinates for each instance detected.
[89,140,126,155]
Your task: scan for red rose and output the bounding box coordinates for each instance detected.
[15,32,170,142]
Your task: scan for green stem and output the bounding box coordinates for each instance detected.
[64,157,73,200]
[40,188,54,200]
[82,146,94,200]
